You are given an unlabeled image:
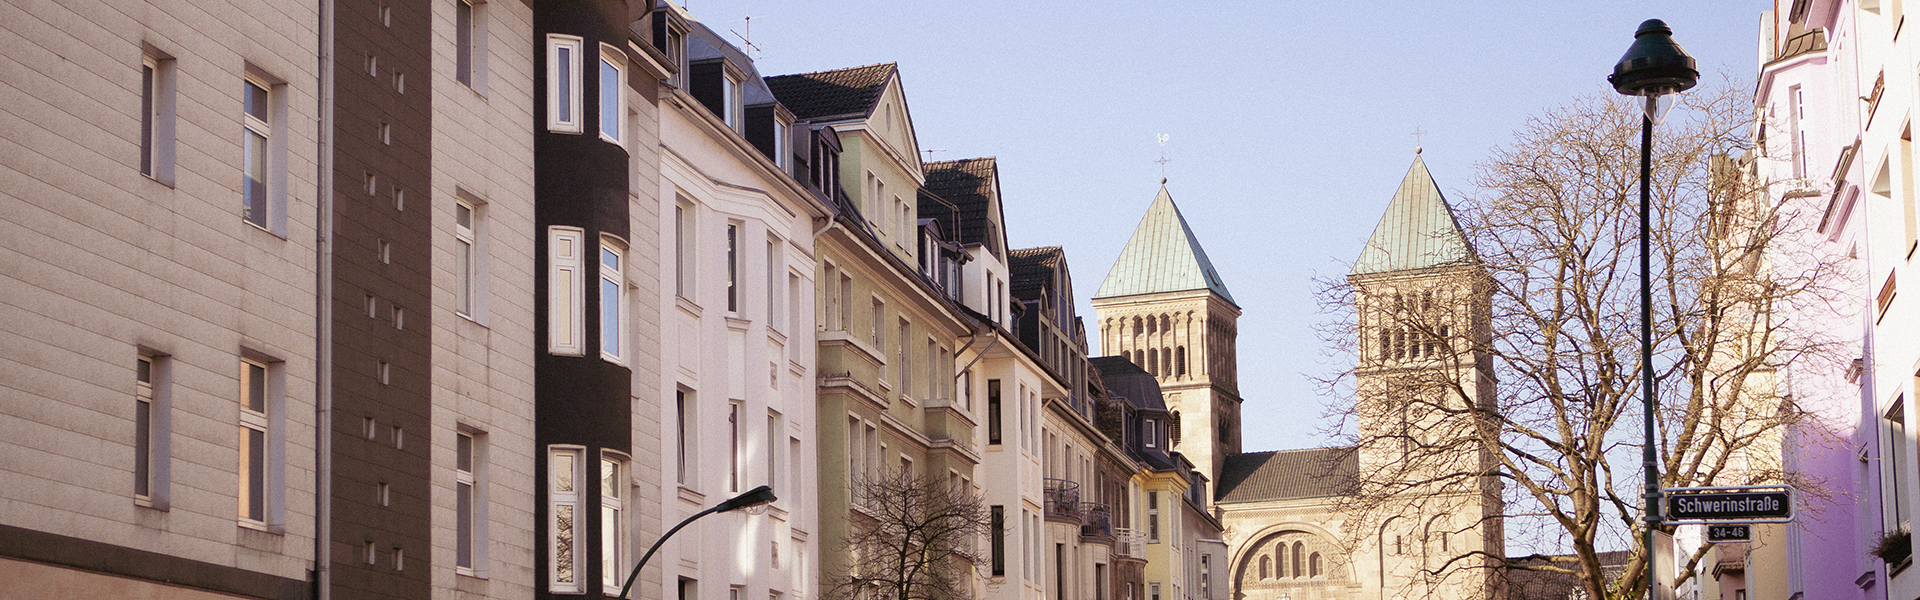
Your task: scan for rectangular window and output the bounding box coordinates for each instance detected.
[135,354,171,508]
[242,77,273,229]
[991,505,1006,576]
[455,197,481,318]
[767,238,783,329]
[839,274,854,333]
[773,118,789,171]
[1199,555,1210,599]
[141,53,177,184]
[238,357,277,525]
[727,223,741,313]
[1144,419,1157,449]
[599,50,623,143]
[1150,583,1160,600]
[549,446,584,593]
[455,0,487,91]
[1147,491,1160,542]
[675,199,695,299]
[729,401,742,492]
[897,319,912,398]
[600,237,626,361]
[676,390,695,485]
[601,453,627,590]
[767,412,781,491]
[987,379,1002,445]
[848,416,864,494]
[723,73,742,128]
[926,340,939,401]
[1890,397,1910,526]
[870,298,884,348]
[549,227,585,355]
[823,263,841,330]
[546,35,583,133]
[457,431,487,575]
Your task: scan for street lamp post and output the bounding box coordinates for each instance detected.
[1609,18,1697,600]
[615,485,777,600]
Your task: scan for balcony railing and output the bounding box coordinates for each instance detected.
[1080,502,1112,539]
[1112,527,1146,558]
[1043,479,1080,519]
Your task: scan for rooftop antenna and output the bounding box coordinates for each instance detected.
[921,148,946,162]
[730,12,765,58]
[1410,125,1427,154]
[1155,133,1171,184]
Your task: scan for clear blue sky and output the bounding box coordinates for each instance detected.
[680,0,1772,453]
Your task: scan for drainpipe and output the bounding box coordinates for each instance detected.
[313,0,336,595]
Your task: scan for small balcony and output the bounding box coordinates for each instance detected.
[1043,479,1081,521]
[1080,502,1112,540]
[1112,527,1146,558]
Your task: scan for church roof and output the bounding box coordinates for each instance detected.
[764,62,896,121]
[1215,447,1356,503]
[1350,154,1474,276]
[1095,186,1236,305]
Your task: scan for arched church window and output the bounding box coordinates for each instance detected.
[1169,412,1181,443]
[1176,347,1186,377]
[1259,555,1270,579]
[1147,317,1156,334]
[1379,329,1392,363]
[1291,542,1303,577]
[1161,348,1171,376]
[1148,348,1159,376]
[1309,553,1321,577]
[1133,316,1143,336]
[1273,544,1284,577]
[1161,314,1171,332]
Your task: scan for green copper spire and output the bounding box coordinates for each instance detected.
[1351,154,1473,276]
[1095,186,1236,305]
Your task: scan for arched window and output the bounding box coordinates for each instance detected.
[1273,544,1284,577]
[1161,314,1171,332]
[1161,347,1171,376]
[1259,555,1270,579]
[1169,412,1181,443]
[1148,348,1159,376]
[1291,542,1303,577]
[1176,346,1186,376]
[1219,418,1231,444]
[1309,553,1321,577]
[1133,316,1143,335]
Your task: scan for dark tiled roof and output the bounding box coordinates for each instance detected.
[1505,551,1630,600]
[764,63,896,120]
[1008,246,1062,301]
[1091,357,1165,412]
[922,158,999,248]
[1215,447,1357,503]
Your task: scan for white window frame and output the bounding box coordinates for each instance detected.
[1144,419,1157,449]
[455,0,488,92]
[676,388,696,486]
[549,445,585,593]
[238,355,282,529]
[598,45,624,144]
[135,352,172,509]
[729,400,743,492]
[601,451,628,590]
[546,35,583,133]
[141,51,177,185]
[773,117,790,170]
[455,195,486,320]
[241,75,276,231]
[599,235,626,362]
[549,226,586,356]
[723,71,743,129]
[675,198,696,300]
[726,222,742,314]
[767,236,783,331]
[456,430,488,577]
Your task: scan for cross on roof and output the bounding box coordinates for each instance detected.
[1411,126,1427,154]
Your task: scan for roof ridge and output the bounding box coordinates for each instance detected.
[767,61,897,79]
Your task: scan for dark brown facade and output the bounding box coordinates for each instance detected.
[532,1,645,598]
[329,0,435,597]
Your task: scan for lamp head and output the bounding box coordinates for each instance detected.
[1610,19,1699,97]
[716,485,777,512]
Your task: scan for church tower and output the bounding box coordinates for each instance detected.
[1347,152,1503,598]
[1094,183,1241,484]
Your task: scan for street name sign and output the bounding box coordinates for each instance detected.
[1705,524,1751,542]
[1663,486,1793,524]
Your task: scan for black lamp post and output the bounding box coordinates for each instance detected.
[1610,18,1697,600]
[615,485,777,600]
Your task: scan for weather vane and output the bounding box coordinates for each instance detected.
[1411,126,1427,154]
[1156,133,1171,183]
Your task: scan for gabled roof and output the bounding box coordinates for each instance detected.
[1008,246,1062,301]
[921,158,1002,251]
[1351,154,1474,276]
[1095,186,1236,305]
[764,62,897,121]
[1215,447,1357,503]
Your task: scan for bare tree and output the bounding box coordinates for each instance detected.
[1317,82,1849,599]
[829,469,992,600]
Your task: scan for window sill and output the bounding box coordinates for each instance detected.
[676,295,703,318]
[677,485,705,506]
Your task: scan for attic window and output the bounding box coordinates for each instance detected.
[722,71,743,129]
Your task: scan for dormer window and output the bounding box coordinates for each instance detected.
[723,71,742,130]
[772,118,788,170]
[1144,419,1158,448]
